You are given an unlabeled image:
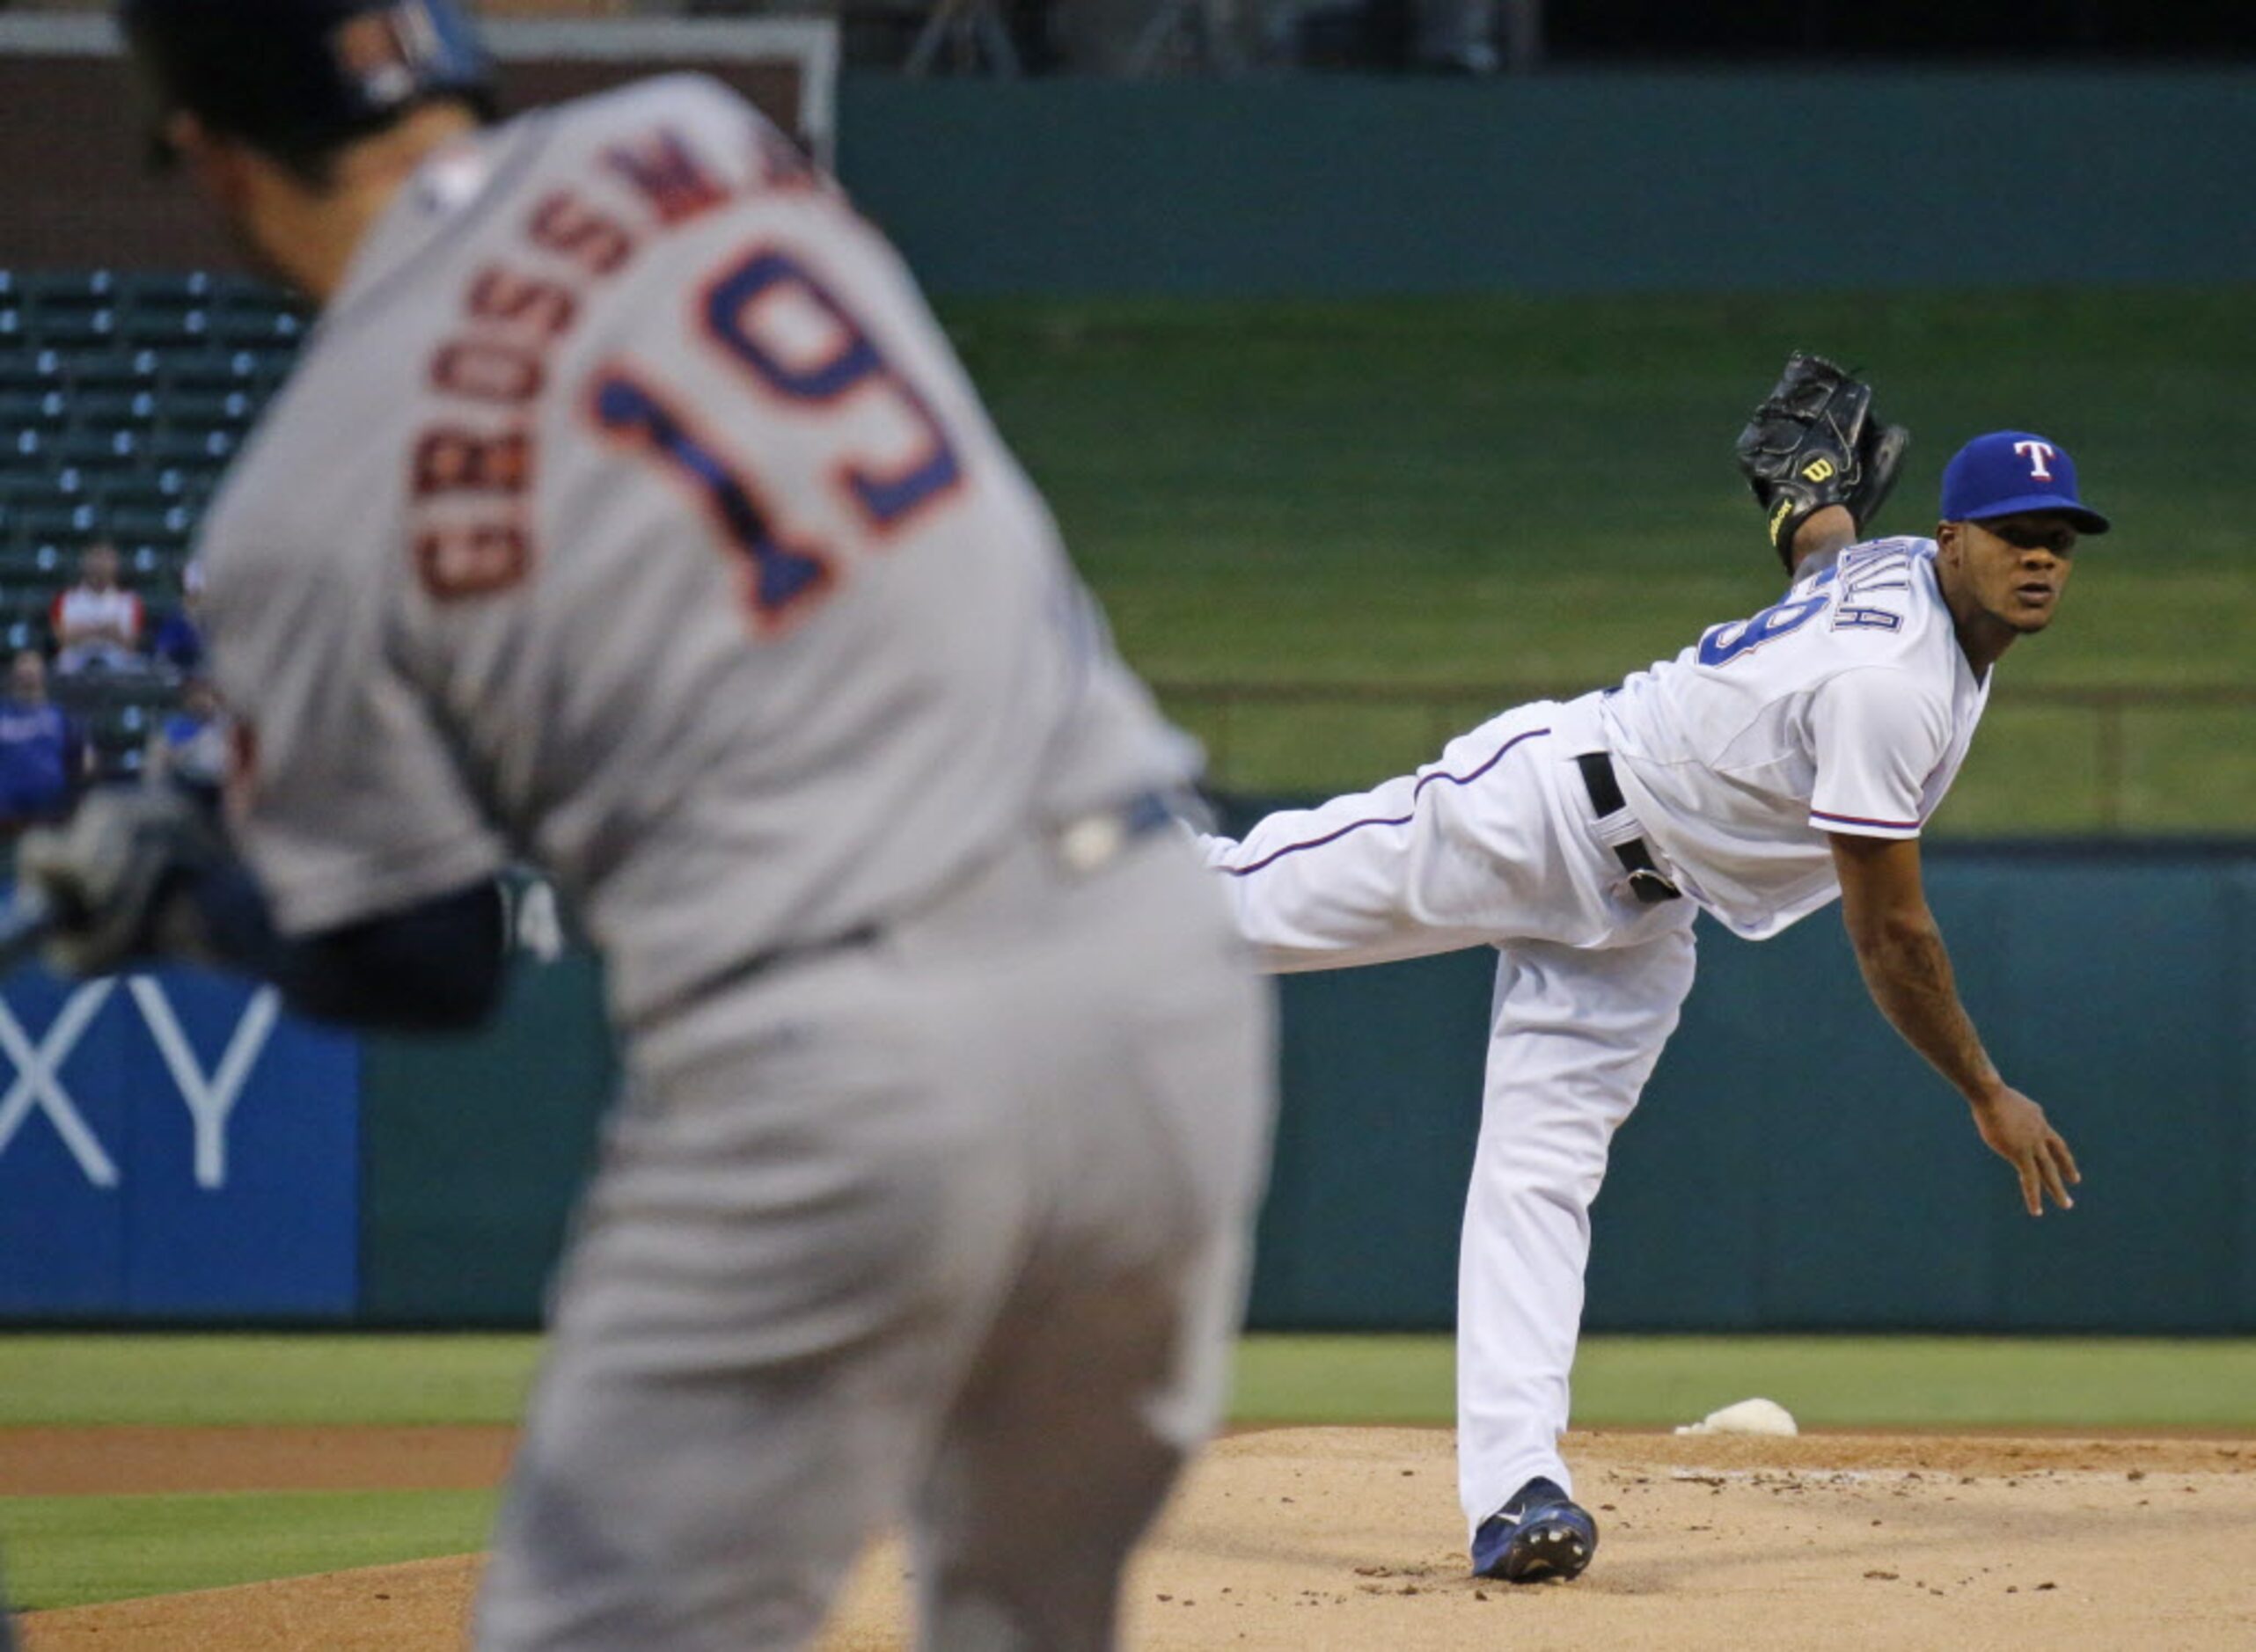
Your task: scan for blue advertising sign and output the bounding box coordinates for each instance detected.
[0,966,360,1317]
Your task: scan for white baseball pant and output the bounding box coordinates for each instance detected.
[1200,693,1698,1536]
[1456,929,1695,1526]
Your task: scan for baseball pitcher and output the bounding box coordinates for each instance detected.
[1198,358,2098,1584]
[17,3,1277,1647]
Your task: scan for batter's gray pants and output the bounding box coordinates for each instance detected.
[475,827,1275,1651]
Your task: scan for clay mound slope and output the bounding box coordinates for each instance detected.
[26,1426,2256,1650]
[22,1552,484,1652]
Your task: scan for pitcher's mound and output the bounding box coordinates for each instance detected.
[26,1427,2256,1649]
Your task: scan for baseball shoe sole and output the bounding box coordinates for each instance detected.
[1470,1475,1598,1583]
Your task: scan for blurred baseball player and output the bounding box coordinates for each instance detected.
[1198,359,2099,1584]
[18,2,1276,1646]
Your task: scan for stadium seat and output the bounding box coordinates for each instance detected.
[0,389,70,431]
[117,269,220,342]
[212,274,306,320]
[11,501,99,541]
[114,271,220,307]
[0,598,52,649]
[9,589,62,623]
[145,427,238,466]
[0,349,61,393]
[163,349,264,393]
[25,309,121,349]
[117,536,196,576]
[105,500,198,540]
[93,474,178,508]
[165,387,261,430]
[72,388,165,431]
[54,464,145,498]
[48,428,143,468]
[242,352,298,395]
[201,272,275,304]
[208,306,305,348]
[20,271,121,306]
[66,349,163,391]
[148,463,221,500]
[0,545,69,582]
[123,543,171,581]
[119,305,214,349]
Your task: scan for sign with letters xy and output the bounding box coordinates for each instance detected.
[0,965,360,1317]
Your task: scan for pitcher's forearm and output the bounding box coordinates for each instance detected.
[1789,504,1859,576]
[1850,917,2004,1107]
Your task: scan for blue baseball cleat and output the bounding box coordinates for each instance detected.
[1471,1475,1599,1583]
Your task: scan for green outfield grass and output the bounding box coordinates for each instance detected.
[0,1488,499,1612]
[1234,1334,2256,1431]
[4,1332,2252,1611]
[0,1334,541,1427]
[6,1332,2254,1433]
[943,289,2256,819]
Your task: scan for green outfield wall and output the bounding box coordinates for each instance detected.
[359,961,616,1324]
[349,839,2256,1335]
[833,71,2256,295]
[1243,839,2256,1335]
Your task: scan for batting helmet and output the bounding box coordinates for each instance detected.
[118,0,496,167]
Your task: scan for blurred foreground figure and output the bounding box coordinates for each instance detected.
[21,3,1277,1645]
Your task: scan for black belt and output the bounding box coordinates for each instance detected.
[1574,752,1682,905]
[627,787,1183,1035]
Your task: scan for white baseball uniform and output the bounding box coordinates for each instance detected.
[1200,537,1987,1531]
[196,75,1275,1651]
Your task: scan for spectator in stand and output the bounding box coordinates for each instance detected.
[51,540,149,678]
[151,559,208,681]
[146,675,228,806]
[0,650,93,830]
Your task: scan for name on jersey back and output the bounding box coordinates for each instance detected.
[407,118,821,603]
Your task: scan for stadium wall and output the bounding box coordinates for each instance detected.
[832,70,2256,295]
[1,844,2251,1333]
[2,58,2247,295]
[1239,837,2256,1336]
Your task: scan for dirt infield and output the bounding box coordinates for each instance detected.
[0,1426,516,1496]
[16,1425,2256,1649]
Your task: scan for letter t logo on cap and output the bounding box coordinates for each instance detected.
[2014,440,2057,481]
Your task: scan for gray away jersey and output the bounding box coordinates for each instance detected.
[196,75,1196,1025]
[1599,537,1990,939]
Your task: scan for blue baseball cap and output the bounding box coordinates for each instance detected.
[1940,430,2110,535]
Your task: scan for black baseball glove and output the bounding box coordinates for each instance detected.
[1733,353,1910,567]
